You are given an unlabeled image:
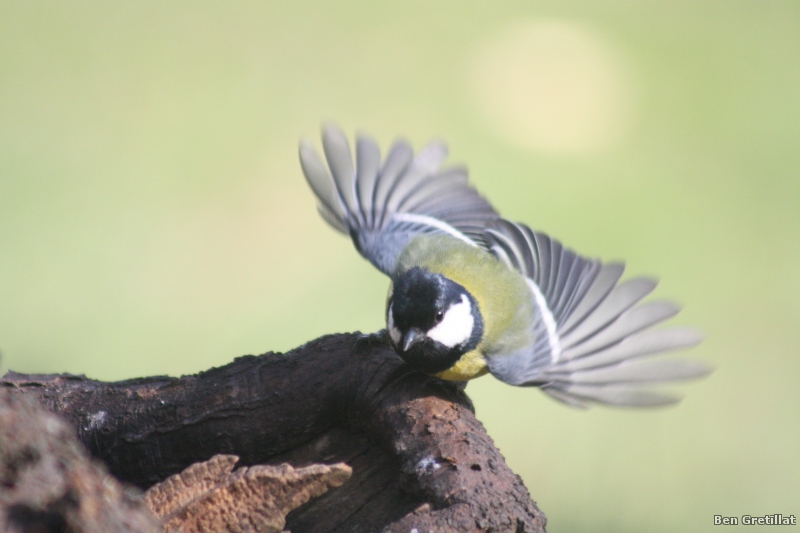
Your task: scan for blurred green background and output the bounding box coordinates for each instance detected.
[1,2,798,531]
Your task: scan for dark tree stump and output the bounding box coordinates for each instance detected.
[1,333,547,532]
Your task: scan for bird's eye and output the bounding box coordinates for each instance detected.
[435,310,444,323]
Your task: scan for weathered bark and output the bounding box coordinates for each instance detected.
[0,390,159,533]
[1,333,547,532]
[145,454,352,533]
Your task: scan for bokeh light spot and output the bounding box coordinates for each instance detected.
[469,20,640,154]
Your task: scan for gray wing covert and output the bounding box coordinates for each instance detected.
[299,124,500,275]
[486,220,711,408]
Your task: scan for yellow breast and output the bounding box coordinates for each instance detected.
[435,349,490,381]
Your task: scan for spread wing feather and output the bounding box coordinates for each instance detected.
[299,140,348,226]
[300,124,500,274]
[486,219,711,407]
[355,135,381,227]
[542,384,682,408]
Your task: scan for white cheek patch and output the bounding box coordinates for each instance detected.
[427,294,474,348]
[387,308,402,345]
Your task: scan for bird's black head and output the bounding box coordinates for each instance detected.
[387,267,484,374]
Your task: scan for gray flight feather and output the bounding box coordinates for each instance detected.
[543,384,682,407]
[372,140,413,227]
[398,167,469,213]
[547,358,713,384]
[554,327,704,373]
[484,219,710,407]
[558,262,626,334]
[487,221,601,325]
[316,203,348,234]
[322,124,358,219]
[540,387,591,409]
[299,139,347,224]
[384,141,448,215]
[559,278,658,350]
[355,134,381,227]
[299,124,500,274]
[559,300,680,360]
[299,125,710,408]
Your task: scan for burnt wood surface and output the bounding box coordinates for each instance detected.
[1,333,547,532]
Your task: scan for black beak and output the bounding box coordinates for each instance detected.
[403,328,424,352]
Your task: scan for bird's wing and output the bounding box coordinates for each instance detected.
[486,220,711,408]
[299,124,500,274]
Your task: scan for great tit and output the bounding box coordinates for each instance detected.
[299,125,710,408]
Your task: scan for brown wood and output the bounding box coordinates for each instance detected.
[144,454,352,533]
[0,390,159,533]
[1,333,547,532]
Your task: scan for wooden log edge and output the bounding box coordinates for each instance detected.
[1,333,547,532]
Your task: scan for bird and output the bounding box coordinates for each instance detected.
[298,124,711,408]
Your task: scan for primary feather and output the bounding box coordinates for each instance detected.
[299,124,500,274]
[484,220,710,407]
[299,125,711,408]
